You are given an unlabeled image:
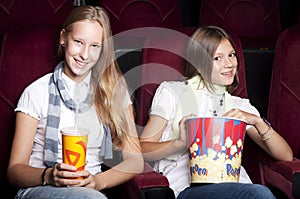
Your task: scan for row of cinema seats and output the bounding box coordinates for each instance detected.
[0,0,298,50]
[0,17,300,199]
[0,0,74,50]
[0,0,299,198]
[100,0,299,118]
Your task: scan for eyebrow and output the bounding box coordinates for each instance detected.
[215,49,235,56]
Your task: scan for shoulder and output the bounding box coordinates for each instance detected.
[150,81,186,120]
[230,95,260,116]
[23,73,52,93]
[16,73,52,119]
[230,95,251,105]
[156,80,187,98]
[160,80,186,89]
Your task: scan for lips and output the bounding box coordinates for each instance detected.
[221,71,234,76]
[74,58,88,68]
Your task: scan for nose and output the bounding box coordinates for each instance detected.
[79,45,89,60]
[224,57,234,68]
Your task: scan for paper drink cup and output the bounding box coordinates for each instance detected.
[61,127,88,173]
[186,117,247,183]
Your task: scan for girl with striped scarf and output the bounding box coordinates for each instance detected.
[8,5,143,199]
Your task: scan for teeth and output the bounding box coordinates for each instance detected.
[222,72,231,75]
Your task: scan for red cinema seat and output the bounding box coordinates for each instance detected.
[259,24,300,199]
[100,0,181,35]
[199,0,281,48]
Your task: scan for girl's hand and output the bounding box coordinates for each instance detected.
[178,114,195,151]
[68,169,97,189]
[223,108,260,126]
[49,163,93,187]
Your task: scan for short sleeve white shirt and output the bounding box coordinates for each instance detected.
[150,81,259,197]
[15,72,131,175]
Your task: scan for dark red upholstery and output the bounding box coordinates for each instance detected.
[134,30,189,130]
[0,25,59,198]
[100,0,181,35]
[0,0,73,49]
[259,24,300,199]
[268,24,300,163]
[199,0,281,48]
[0,25,174,199]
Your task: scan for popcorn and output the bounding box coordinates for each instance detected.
[212,135,220,145]
[230,144,237,156]
[225,136,233,148]
[237,139,243,148]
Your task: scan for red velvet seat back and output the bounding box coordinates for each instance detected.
[0,25,60,197]
[134,30,188,131]
[199,0,281,48]
[267,24,300,158]
[100,0,181,35]
[0,0,73,54]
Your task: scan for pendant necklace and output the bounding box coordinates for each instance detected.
[212,93,225,117]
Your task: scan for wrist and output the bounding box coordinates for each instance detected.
[94,173,107,190]
[258,117,274,141]
[41,167,50,186]
[175,138,187,152]
[258,117,271,136]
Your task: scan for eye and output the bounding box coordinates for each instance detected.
[91,44,100,48]
[229,52,236,58]
[74,39,83,45]
[214,56,221,61]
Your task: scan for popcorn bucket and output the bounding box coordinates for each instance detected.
[186,117,247,183]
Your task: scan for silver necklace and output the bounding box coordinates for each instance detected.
[212,93,225,116]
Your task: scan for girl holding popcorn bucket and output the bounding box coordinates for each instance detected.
[140,26,293,199]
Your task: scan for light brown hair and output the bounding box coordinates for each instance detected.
[185,25,239,93]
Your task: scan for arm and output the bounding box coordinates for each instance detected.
[83,104,144,190]
[224,108,293,161]
[8,112,93,188]
[7,112,46,187]
[140,115,190,161]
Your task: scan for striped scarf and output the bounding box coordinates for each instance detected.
[44,61,112,167]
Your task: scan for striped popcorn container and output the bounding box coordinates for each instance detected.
[186,117,247,183]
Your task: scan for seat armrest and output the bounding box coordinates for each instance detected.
[123,162,175,199]
[102,162,175,199]
[260,156,300,182]
[259,155,300,198]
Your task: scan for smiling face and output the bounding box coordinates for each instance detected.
[60,19,103,83]
[211,38,237,86]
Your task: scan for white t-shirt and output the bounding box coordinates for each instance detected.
[150,80,260,197]
[15,72,131,175]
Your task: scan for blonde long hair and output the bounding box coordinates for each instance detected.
[58,5,134,148]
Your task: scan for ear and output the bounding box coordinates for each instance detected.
[60,29,66,46]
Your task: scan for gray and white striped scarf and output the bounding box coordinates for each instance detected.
[44,61,112,167]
